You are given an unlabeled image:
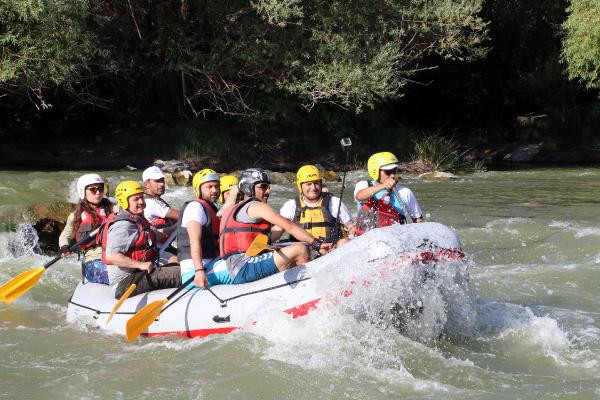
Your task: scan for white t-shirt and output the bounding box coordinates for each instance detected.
[181,201,208,228]
[353,180,423,219]
[143,195,171,224]
[280,195,353,225]
[179,201,214,269]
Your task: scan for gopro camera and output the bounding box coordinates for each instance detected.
[340,138,352,148]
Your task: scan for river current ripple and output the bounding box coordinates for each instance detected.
[0,167,599,399]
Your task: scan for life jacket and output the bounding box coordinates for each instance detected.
[144,195,176,238]
[76,208,109,249]
[291,192,343,242]
[219,198,272,259]
[355,182,406,236]
[97,211,157,264]
[177,199,220,261]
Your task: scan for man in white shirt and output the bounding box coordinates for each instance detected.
[276,165,354,247]
[354,152,423,235]
[142,166,180,239]
[177,169,226,288]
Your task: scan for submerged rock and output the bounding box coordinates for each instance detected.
[503,143,542,162]
[17,202,74,254]
[418,171,457,180]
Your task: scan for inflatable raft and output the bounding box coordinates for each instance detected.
[66,222,467,339]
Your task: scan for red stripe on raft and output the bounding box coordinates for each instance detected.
[145,326,239,338]
[284,298,321,318]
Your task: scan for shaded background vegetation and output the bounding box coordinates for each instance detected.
[1,0,599,167]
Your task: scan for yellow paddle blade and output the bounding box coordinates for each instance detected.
[106,283,137,324]
[126,298,168,341]
[245,234,270,257]
[0,267,45,304]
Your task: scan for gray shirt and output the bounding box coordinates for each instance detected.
[105,219,141,288]
[225,200,267,279]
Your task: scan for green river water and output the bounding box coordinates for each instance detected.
[0,167,599,399]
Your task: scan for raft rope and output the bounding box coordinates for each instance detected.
[68,242,464,318]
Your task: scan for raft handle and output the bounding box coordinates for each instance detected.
[213,315,230,323]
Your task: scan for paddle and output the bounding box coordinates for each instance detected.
[0,227,100,304]
[126,233,270,340]
[126,273,195,341]
[106,228,178,324]
[333,137,352,240]
[245,234,310,257]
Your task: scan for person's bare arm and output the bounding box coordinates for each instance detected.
[186,220,208,287]
[270,225,285,242]
[248,202,332,254]
[103,252,153,271]
[165,208,180,220]
[355,177,396,201]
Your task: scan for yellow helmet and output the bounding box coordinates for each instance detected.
[115,180,144,210]
[367,152,399,180]
[296,165,322,192]
[192,169,220,198]
[219,175,239,203]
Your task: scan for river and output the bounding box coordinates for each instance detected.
[1,167,599,399]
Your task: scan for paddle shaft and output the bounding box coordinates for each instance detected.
[47,227,100,270]
[333,138,352,239]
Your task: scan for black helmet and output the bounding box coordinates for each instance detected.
[239,168,270,197]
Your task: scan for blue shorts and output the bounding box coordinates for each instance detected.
[83,259,109,285]
[233,252,279,284]
[181,259,233,288]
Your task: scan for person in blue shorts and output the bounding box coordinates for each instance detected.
[219,168,333,284]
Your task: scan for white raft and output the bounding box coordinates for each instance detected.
[66,222,466,339]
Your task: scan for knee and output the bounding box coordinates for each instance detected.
[294,244,310,262]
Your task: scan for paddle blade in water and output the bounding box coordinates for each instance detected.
[106,283,137,324]
[245,234,269,257]
[0,267,45,304]
[126,299,168,341]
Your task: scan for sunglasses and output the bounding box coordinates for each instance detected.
[255,183,270,190]
[87,185,105,194]
[381,168,398,175]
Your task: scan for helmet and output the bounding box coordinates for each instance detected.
[239,168,270,197]
[367,152,399,180]
[76,174,105,200]
[296,165,321,192]
[115,180,144,210]
[219,175,239,203]
[192,169,220,198]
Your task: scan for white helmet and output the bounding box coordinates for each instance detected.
[76,174,105,200]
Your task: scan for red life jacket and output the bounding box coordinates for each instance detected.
[176,198,220,260]
[355,183,405,236]
[76,208,109,249]
[219,199,271,259]
[97,211,157,264]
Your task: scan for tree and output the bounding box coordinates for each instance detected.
[1,0,488,119]
[562,0,600,93]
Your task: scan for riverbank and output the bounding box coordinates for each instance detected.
[4,124,600,172]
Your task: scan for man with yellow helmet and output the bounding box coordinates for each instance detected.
[354,152,424,234]
[176,169,225,288]
[277,165,354,247]
[217,175,241,217]
[99,180,181,299]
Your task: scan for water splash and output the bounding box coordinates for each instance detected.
[7,222,41,257]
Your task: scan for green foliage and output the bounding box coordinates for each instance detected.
[412,134,485,173]
[0,0,487,118]
[0,0,106,108]
[562,0,600,92]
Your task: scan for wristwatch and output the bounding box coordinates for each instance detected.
[310,239,323,252]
